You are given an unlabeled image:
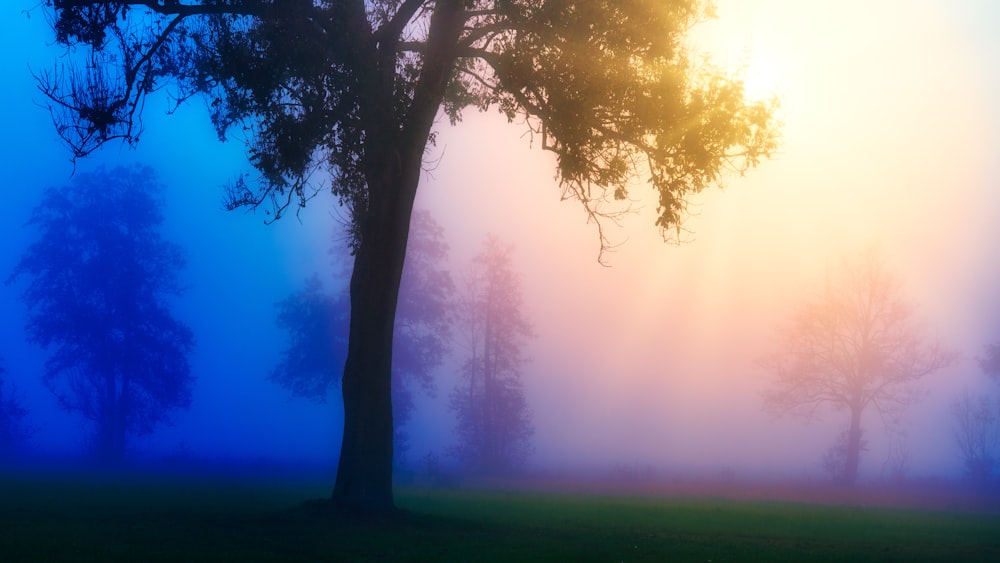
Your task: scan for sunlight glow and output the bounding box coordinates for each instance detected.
[739,47,782,102]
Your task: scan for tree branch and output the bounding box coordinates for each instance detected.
[53,0,270,17]
[374,0,427,46]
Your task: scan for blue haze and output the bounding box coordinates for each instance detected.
[2,2,1000,487]
[0,6,343,468]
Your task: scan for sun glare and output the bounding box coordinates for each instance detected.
[687,1,786,103]
[740,49,782,101]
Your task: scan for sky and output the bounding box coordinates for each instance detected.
[1,1,999,481]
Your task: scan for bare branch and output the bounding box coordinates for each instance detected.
[761,252,954,481]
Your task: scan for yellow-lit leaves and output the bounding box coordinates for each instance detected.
[474,0,778,241]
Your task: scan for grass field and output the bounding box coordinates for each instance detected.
[1,472,998,562]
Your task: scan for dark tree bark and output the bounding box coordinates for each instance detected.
[332,0,465,512]
[335,158,417,511]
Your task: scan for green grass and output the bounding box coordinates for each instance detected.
[1,473,998,561]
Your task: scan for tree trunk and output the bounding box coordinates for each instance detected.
[844,407,863,485]
[330,0,465,513]
[331,145,421,513]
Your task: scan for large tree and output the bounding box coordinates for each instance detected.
[37,0,778,510]
[449,236,533,475]
[761,252,953,484]
[8,165,194,463]
[272,209,453,467]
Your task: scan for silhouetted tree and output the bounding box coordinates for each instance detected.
[272,210,453,467]
[952,391,999,485]
[8,165,193,463]
[37,1,778,510]
[761,252,954,484]
[821,429,868,482]
[981,343,1000,386]
[0,358,31,458]
[881,434,910,483]
[450,236,533,475]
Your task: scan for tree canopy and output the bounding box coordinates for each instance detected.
[41,0,777,249]
[9,165,194,462]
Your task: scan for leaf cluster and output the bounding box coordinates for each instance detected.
[446,0,779,251]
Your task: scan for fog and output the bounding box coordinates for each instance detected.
[2,0,999,490]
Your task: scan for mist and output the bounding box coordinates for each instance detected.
[2,0,1000,500]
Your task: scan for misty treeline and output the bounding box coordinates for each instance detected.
[3,165,536,475]
[272,213,535,476]
[4,165,1000,491]
[761,250,1000,488]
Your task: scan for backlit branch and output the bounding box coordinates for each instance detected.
[53,0,269,17]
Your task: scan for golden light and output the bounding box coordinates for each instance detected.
[738,46,782,102]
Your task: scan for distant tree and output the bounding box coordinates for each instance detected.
[981,343,1000,386]
[821,429,868,482]
[761,252,954,484]
[449,236,533,475]
[952,392,999,485]
[272,210,453,467]
[37,1,778,510]
[950,344,1000,485]
[0,358,32,458]
[881,434,910,483]
[8,165,194,463]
